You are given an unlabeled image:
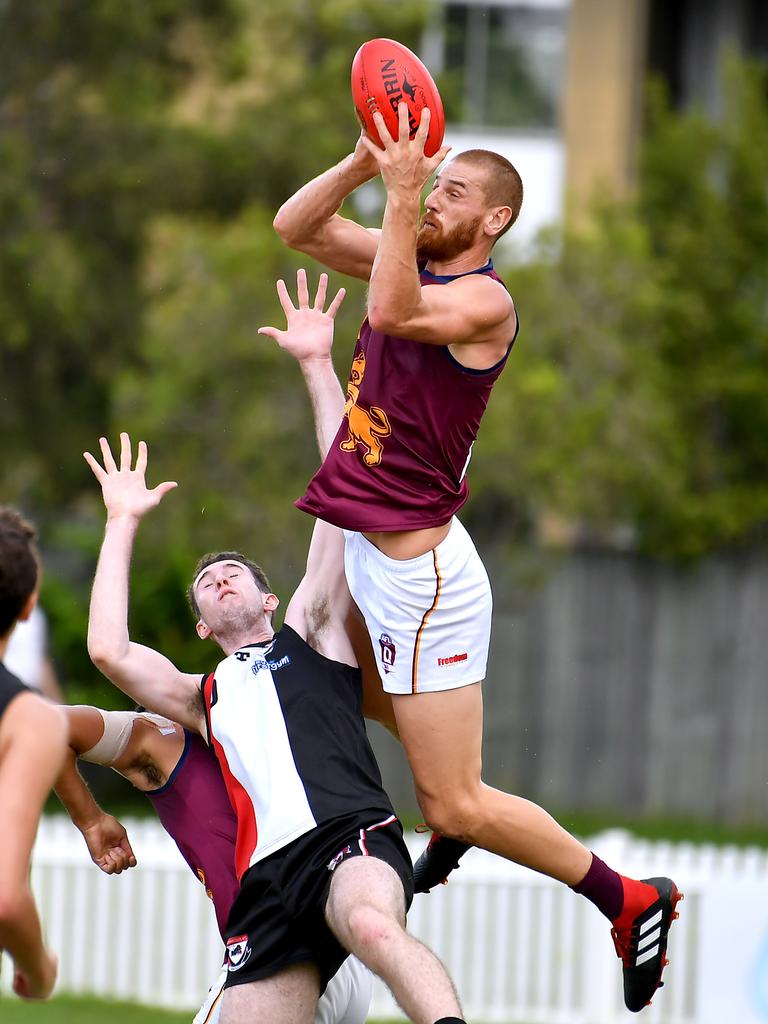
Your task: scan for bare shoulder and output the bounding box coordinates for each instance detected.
[1,691,66,742]
[126,713,184,754]
[446,272,514,313]
[420,272,516,336]
[0,693,67,788]
[285,582,357,667]
[440,275,516,364]
[117,715,185,790]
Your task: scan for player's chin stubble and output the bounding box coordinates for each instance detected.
[416,215,483,263]
[213,605,265,643]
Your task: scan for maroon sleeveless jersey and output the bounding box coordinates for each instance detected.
[145,730,239,938]
[295,261,517,531]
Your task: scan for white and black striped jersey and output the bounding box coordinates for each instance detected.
[201,625,394,879]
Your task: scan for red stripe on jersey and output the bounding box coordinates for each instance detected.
[203,673,257,880]
[358,814,397,855]
[368,813,397,831]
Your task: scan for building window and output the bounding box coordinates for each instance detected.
[435,1,568,130]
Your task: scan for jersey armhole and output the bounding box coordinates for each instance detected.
[200,672,215,747]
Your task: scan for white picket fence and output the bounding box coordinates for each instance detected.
[6,817,768,1023]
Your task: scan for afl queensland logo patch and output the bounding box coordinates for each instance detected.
[378,632,396,673]
[226,934,252,972]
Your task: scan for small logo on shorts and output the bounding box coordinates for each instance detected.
[378,633,396,674]
[437,652,468,667]
[226,934,252,972]
[327,844,352,872]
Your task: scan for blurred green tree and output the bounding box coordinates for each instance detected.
[0,0,428,705]
[0,0,245,505]
[481,55,768,560]
[0,0,427,512]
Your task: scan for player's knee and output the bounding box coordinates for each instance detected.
[418,789,481,842]
[345,902,401,957]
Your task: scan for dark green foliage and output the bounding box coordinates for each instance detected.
[487,55,768,559]
[0,0,246,507]
[0,0,427,718]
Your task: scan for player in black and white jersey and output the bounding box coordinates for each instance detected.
[0,507,68,1000]
[82,280,468,1024]
[54,704,374,1024]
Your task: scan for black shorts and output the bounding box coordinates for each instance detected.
[222,810,413,993]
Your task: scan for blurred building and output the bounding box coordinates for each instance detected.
[422,0,768,248]
[422,0,569,253]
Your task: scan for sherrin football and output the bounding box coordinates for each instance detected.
[351,37,445,157]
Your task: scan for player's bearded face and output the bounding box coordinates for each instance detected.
[416,213,483,263]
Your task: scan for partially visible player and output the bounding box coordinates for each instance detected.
[0,507,68,999]
[5,604,65,702]
[83,422,467,1024]
[56,704,372,1024]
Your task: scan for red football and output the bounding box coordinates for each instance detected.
[351,38,445,157]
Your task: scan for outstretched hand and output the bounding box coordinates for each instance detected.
[258,269,345,363]
[360,103,451,198]
[83,432,177,521]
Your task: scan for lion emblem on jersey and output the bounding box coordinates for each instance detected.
[340,352,391,467]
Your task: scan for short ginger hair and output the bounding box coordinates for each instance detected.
[453,149,524,240]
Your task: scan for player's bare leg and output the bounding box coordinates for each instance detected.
[219,963,320,1024]
[325,856,464,1024]
[393,683,592,880]
[393,683,683,1011]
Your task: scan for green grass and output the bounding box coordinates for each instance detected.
[550,808,768,848]
[0,994,400,1023]
[0,994,194,1023]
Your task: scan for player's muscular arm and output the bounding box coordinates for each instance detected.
[56,706,111,835]
[58,705,141,873]
[0,694,66,999]
[84,434,204,730]
[370,271,515,353]
[273,140,381,280]
[86,514,203,728]
[284,519,356,666]
[55,751,137,875]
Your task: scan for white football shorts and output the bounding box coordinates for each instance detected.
[344,517,492,695]
[193,955,372,1024]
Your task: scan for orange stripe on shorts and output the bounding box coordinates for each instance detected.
[411,547,442,693]
[202,987,224,1024]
